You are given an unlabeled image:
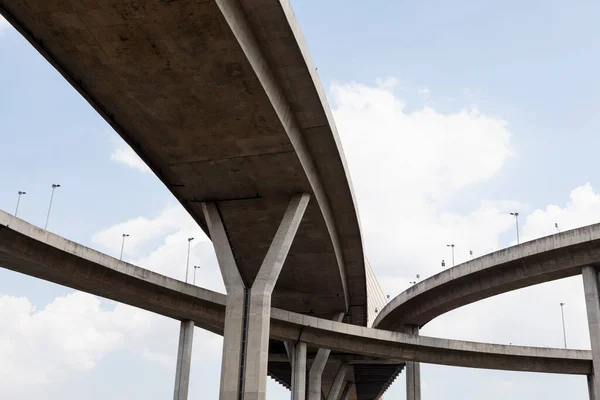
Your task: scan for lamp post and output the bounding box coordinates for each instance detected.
[120,234,129,261]
[446,244,455,267]
[15,191,26,217]
[44,184,60,230]
[469,250,474,259]
[555,222,561,233]
[185,237,194,283]
[510,212,520,244]
[193,265,201,285]
[560,302,567,349]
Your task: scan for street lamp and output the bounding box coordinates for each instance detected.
[469,250,474,259]
[44,184,61,230]
[15,191,26,217]
[193,265,201,285]
[185,237,194,283]
[120,234,130,261]
[560,302,567,349]
[510,212,520,244]
[446,244,455,267]
[555,222,561,233]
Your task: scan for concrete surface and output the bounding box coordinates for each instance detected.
[327,363,349,400]
[0,211,592,377]
[203,194,309,400]
[405,325,421,400]
[173,320,195,400]
[291,342,307,400]
[0,0,366,326]
[375,223,600,330]
[309,313,345,400]
[583,266,600,399]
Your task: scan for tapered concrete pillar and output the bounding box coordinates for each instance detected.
[289,342,307,400]
[340,383,352,400]
[589,375,597,400]
[173,320,195,400]
[583,266,600,399]
[202,194,310,400]
[327,364,349,400]
[308,313,345,400]
[405,325,421,400]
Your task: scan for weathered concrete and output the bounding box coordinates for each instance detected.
[201,202,246,400]
[173,320,195,400]
[0,0,366,325]
[583,266,600,399]
[405,325,421,400]
[340,383,352,400]
[291,342,307,400]
[375,224,600,330]
[590,375,597,400]
[327,364,349,400]
[0,211,594,378]
[308,313,345,400]
[203,194,309,400]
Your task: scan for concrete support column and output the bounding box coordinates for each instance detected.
[202,194,310,400]
[583,266,600,400]
[308,313,345,400]
[405,325,421,400]
[327,364,349,400]
[289,342,307,400]
[173,320,195,400]
[340,383,352,400]
[589,375,597,400]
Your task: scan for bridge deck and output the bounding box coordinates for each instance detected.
[0,0,366,324]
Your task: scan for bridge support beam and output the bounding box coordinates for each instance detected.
[405,325,421,400]
[202,194,310,400]
[327,364,349,400]
[308,313,345,400]
[288,341,307,400]
[173,320,195,400]
[583,266,600,400]
[340,383,352,400]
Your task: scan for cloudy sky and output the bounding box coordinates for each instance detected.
[1,1,599,399]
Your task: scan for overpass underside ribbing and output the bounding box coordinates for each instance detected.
[0,0,366,325]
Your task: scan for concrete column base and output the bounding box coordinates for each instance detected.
[202,194,310,400]
[173,320,195,400]
[289,342,307,400]
[327,363,349,400]
[583,266,600,400]
[405,325,421,400]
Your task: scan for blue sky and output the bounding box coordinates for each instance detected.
[1,1,599,399]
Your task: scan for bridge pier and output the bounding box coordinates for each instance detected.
[340,382,352,400]
[405,325,421,400]
[583,266,600,400]
[202,194,310,400]
[173,320,195,400]
[327,363,349,400]
[288,341,307,400]
[308,313,345,400]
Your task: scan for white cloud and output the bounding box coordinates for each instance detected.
[0,292,125,391]
[110,140,151,173]
[330,79,515,295]
[521,183,600,242]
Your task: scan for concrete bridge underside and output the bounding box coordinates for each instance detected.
[0,0,366,326]
[0,212,593,399]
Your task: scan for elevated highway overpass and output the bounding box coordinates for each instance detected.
[0,2,369,398]
[373,223,600,331]
[0,211,593,392]
[0,0,365,325]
